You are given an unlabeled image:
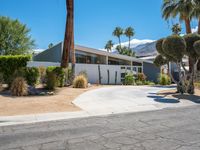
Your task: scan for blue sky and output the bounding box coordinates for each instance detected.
[0,0,199,49]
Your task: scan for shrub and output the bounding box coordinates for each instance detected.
[46,66,66,87]
[10,77,28,96]
[38,66,46,84]
[46,71,57,90]
[25,67,40,86]
[0,55,31,84]
[0,73,3,91]
[73,75,88,88]
[144,81,155,86]
[137,73,147,82]
[158,74,171,85]
[78,71,88,80]
[124,73,135,85]
[136,80,144,86]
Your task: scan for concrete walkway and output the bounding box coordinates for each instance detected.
[73,86,197,115]
[0,86,198,126]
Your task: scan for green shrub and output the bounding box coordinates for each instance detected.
[73,75,88,88]
[158,74,171,85]
[46,71,57,90]
[25,67,40,86]
[46,66,66,89]
[11,77,28,96]
[0,73,3,91]
[144,81,155,86]
[136,80,144,86]
[0,55,31,84]
[38,66,46,84]
[124,73,135,85]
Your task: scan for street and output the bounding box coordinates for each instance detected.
[0,105,200,150]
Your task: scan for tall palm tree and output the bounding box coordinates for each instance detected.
[192,0,200,34]
[171,23,182,34]
[162,0,194,34]
[105,40,114,52]
[124,27,135,49]
[162,0,194,72]
[113,27,123,49]
[61,0,74,68]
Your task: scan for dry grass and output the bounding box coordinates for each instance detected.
[0,85,101,116]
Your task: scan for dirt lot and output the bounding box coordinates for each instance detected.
[0,86,101,116]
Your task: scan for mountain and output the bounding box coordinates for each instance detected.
[110,39,157,57]
[133,41,157,57]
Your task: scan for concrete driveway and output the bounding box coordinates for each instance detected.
[73,86,197,115]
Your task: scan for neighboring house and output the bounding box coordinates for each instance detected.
[30,42,160,84]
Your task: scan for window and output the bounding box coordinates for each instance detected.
[75,50,106,64]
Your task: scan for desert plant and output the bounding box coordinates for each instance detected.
[158,74,171,85]
[10,77,28,96]
[46,66,66,87]
[38,66,46,84]
[136,80,144,86]
[73,75,88,88]
[137,73,147,82]
[144,81,156,86]
[46,72,57,90]
[124,73,135,85]
[0,73,3,91]
[25,67,40,86]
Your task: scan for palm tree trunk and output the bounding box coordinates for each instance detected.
[119,36,121,49]
[184,17,192,72]
[198,17,200,34]
[129,37,131,49]
[61,0,74,68]
[184,17,191,34]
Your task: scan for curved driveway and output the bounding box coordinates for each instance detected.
[73,86,196,115]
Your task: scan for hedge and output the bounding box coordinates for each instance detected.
[0,55,31,84]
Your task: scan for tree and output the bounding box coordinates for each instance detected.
[192,0,200,34]
[116,46,135,57]
[113,27,123,49]
[184,34,200,94]
[0,16,35,55]
[162,0,195,72]
[105,40,114,52]
[171,23,182,35]
[124,27,135,49]
[61,0,74,68]
[48,43,54,48]
[156,35,186,93]
[162,0,193,34]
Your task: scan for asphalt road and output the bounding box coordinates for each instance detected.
[0,105,200,150]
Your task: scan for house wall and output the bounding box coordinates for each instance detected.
[33,43,63,62]
[143,62,160,83]
[75,64,122,84]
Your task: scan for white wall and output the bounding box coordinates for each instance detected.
[27,61,60,67]
[75,64,122,84]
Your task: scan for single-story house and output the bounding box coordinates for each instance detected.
[29,42,160,84]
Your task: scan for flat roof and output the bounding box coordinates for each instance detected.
[75,44,153,64]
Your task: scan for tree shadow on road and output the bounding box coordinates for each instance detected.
[147,95,180,103]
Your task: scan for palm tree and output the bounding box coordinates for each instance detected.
[105,40,114,52]
[61,0,74,68]
[113,27,123,49]
[171,23,182,35]
[124,27,135,49]
[192,0,200,34]
[162,0,194,34]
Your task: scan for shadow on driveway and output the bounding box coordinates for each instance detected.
[147,95,180,104]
